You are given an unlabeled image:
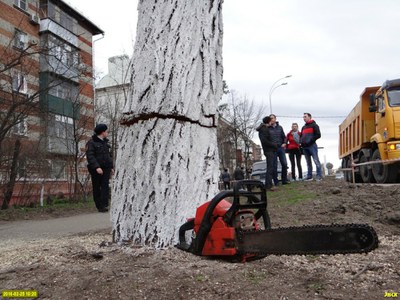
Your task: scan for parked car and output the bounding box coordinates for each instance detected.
[251,160,282,182]
[335,171,344,180]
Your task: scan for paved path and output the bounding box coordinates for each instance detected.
[0,212,111,244]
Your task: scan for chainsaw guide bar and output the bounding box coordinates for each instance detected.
[236,223,378,256]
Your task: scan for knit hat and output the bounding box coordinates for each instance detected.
[94,123,108,135]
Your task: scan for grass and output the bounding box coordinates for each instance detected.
[243,270,267,284]
[308,282,325,293]
[267,182,317,207]
[0,197,96,221]
[195,275,208,282]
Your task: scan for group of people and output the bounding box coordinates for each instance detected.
[220,166,247,190]
[258,113,322,191]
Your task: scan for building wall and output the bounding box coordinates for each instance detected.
[0,0,103,206]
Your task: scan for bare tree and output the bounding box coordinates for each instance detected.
[111,0,223,247]
[219,89,267,172]
[68,92,93,201]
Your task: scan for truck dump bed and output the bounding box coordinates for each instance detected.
[339,86,380,159]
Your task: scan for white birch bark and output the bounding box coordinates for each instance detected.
[111,0,224,248]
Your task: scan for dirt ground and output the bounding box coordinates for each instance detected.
[1,177,399,300]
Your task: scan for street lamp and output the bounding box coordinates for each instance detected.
[268,75,292,114]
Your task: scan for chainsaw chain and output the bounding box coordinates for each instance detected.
[236,223,379,256]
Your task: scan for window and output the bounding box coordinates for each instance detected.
[14,29,27,49]
[47,2,56,19]
[60,11,74,32]
[378,96,385,112]
[48,37,79,69]
[49,114,74,139]
[12,119,27,136]
[50,160,66,179]
[17,158,27,178]
[387,89,400,107]
[49,78,79,101]
[14,0,27,10]
[12,72,28,94]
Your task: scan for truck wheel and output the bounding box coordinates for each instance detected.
[371,149,397,183]
[359,154,375,183]
[346,157,362,183]
[342,158,350,182]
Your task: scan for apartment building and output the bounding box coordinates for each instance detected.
[0,0,103,206]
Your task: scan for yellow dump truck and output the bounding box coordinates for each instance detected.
[339,79,400,183]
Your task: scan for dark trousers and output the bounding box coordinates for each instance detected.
[89,168,111,210]
[288,148,303,179]
[265,151,275,189]
[273,147,288,184]
[223,181,230,190]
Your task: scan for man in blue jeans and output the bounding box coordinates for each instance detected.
[300,113,322,181]
[269,114,289,185]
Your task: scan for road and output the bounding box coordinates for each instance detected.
[0,212,111,246]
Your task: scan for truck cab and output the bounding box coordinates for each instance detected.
[370,79,400,160]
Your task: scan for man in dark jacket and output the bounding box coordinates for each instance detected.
[220,169,231,190]
[257,116,278,190]
[234,166,245,181]
[300,113,322,181]
[269,114,289,185]
[86,124,113,212]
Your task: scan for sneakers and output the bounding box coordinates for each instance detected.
[304,177,322,182]
[267,186,278,192]
[98,207,109,213]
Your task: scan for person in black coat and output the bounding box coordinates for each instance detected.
[257,116,278,190]
[269,114,289,185]
[234,166,245,181]
[220,168,231,190]
[86,124,113,212]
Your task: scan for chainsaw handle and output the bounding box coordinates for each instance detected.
[232,180,266,196]
[227,180,270,228]
[192,181,270,255]
[175,218,195,252]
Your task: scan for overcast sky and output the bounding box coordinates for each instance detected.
[66,0,400,169]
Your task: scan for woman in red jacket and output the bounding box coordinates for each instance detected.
[286,123,303,181]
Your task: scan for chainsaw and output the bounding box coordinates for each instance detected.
[176,180,378,261]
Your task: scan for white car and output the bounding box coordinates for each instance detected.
[335,172,344,180]
[251,160,282,182]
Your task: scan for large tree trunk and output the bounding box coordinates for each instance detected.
[111,0,223,247]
